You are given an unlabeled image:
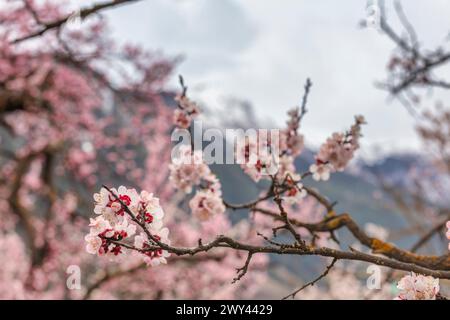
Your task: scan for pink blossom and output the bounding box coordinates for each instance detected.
[88,216,111,235]
[241,155,274,182]
[281,173,307,204]
[311,115,366,180]
[87,186,168,263]
[277,155,296,178]
[280,107,305,157]
[173,94,199,128]
[93,186,140,220]
[396,273,440,300]
[309,163,332,181]
[169,145,211,193]
[237,107,306,182]
[173,109,192,129]
[189,190,226,221]
[139,190,165,231]
[84,233,103,255]
[238,137,277,182]
[175,94,199,115]
[134,228,171,266]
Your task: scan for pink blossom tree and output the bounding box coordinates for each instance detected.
[0,0,266,299]
[1,0,449,300]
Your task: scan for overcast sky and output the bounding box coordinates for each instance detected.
[100,0,450,159]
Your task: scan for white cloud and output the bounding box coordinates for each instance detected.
[105,0,450,157]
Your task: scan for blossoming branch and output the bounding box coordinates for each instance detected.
[85,77,450,300]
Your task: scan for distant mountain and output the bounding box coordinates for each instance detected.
[357,152,449,206]
[357,153,422,187]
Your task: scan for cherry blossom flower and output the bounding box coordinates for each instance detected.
[280,131,304,157]
[87,186,169,264]
[85,216,137,258]
[173,94,199,128]
[279,172,307,204]
[280,107,305,157]
[169,142,225,220]
[241,155,274,183]
[277,155,296,178]
[173,109,192,129]
[311,116,366,181]
[189,190,226,221]
[139,190,165,231]
[238,136,277,182]
[175,94,199,114]
[115,219,137,239]
[93,188,111,215]
[396,273,440,300]
[169,145,211,193]
[202,173,223,195]
[84,233,103,255]
[316,132,352,172]
[93,186,140,219]
[88,216,111,235]
[309,163,333,181]
[134,228,171,266]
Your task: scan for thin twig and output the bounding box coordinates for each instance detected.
[232,252,253,283]
[282,257,338,300]
[13,0,145,43]
[299,78,312,121]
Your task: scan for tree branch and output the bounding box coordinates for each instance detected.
[282,257,338,300]
[13,0,145,43]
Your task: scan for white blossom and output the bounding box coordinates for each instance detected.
[396,273,439,300]
[309,163,332,181]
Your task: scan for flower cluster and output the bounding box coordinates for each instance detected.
[134,228,171,266]
[169,145,212,193]
[85,217,136,257]
[280,107,305,157]
[238,135,277,183]
[395,273,440,300]
[189,189,226,221]
[236,108,309,203]
[310,115,366,181]
[277,112,308,203]
[238,107,304,184]
[173,93,199,128]
[169,145,225,220]
[280,172,307,204]
[86,186,170,266]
